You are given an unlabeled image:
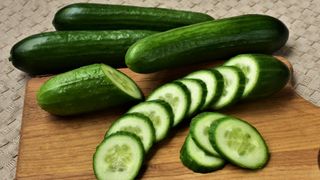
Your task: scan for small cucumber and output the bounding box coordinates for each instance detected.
[93,131,144,180]
[180,135,226,173]
[190,112,226,157]
[176,79,207,116]
[224,54,290,99]
[126,14,289,73]
[105,113,155,152]
[209,116,269,169]
[210,66,245,109]
[10,30,156,75]
[53,3,213,31]
[37,64,143,116]
[147,82,191,127]
[127,100,174,142]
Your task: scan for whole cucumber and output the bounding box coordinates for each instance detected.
[10,30,156,75]
[37,64,143,116]
[53,3,214,31]
[125,14,289,73]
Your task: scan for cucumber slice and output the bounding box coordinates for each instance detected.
[224,54,290,99]
[127,100,174,142]
[209,117,269,169]
[180,135,226,173]
[190,112,226,157]
[101,65,143,99]
[105,113,155,152]
[176,79,207,116]
[185,69,223,109]
[210,66,245,109]
[93,131,144,180]
[147,82,190,127]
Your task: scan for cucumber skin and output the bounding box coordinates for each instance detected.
[207,70,224,108]
[10,30,156,75]
[126,14,289,73]
[93,131,144,180]
[37,64,143,116]
[53,3,214,31]
[209,117,270,170]
[180,135,226,173]
[226,54,290,99]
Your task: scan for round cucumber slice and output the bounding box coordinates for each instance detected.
[147,82,190,127]
[209,117,269,169]
[185,69,223,109]
[180,135,226,173]
[101,64,143,100]
[190,112,226,157]
[93,131,144,180]
[128,100,174,142]
[105,113,155,152]
[176,79,207,116]
[224,54,290,99]
[210,66,245,109]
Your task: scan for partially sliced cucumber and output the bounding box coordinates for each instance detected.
[224,54,290,99]
[176,79,207,116]
[190,112,226,157]
[209,116,269,169]
[180,135,226,173]
[147,82,190,127]
[127,100,174,142]
[185,69,223,109]
[105,113,155,152]
[210,66,245,109]
[93,131,144,180]
[102,65,143,99]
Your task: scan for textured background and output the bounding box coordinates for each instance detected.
[0,0,319,179]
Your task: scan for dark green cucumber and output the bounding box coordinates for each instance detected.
[224,54,290,99]
[53,3,214,31]
[126,14,289,73]
[37,64,143,116]
[10,30,156,75]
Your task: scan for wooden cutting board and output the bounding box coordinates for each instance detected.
[16,58,320,179]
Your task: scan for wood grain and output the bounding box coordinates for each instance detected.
[17,59,320,179]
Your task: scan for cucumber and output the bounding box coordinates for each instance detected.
[209,116,269,169]
[105,113,155,152]
[180,135,226,173]
[53,3,213,31]
[126,14,289,73]
[224,54,290,99]
[10,30,156,75]
[93,131,144,180]
[176,79,207,116]
[147,82,190,127]
[37,64,143,116]
[190,112,226,157]
[127,100,174,142]
[210,66,245,109]
[184,70,223,109]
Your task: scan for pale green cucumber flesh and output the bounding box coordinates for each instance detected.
[147,82,190,127]
[180,135,225,173]
[190,112,226,157]
[93,132,144,180]
[105,113,155,152]
[211,66,245,109]
[209,117,269,169]
[127,100,174,141]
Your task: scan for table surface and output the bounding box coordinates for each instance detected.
[0,0,320,179]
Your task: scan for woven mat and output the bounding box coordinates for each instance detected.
[0,0,319,179]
